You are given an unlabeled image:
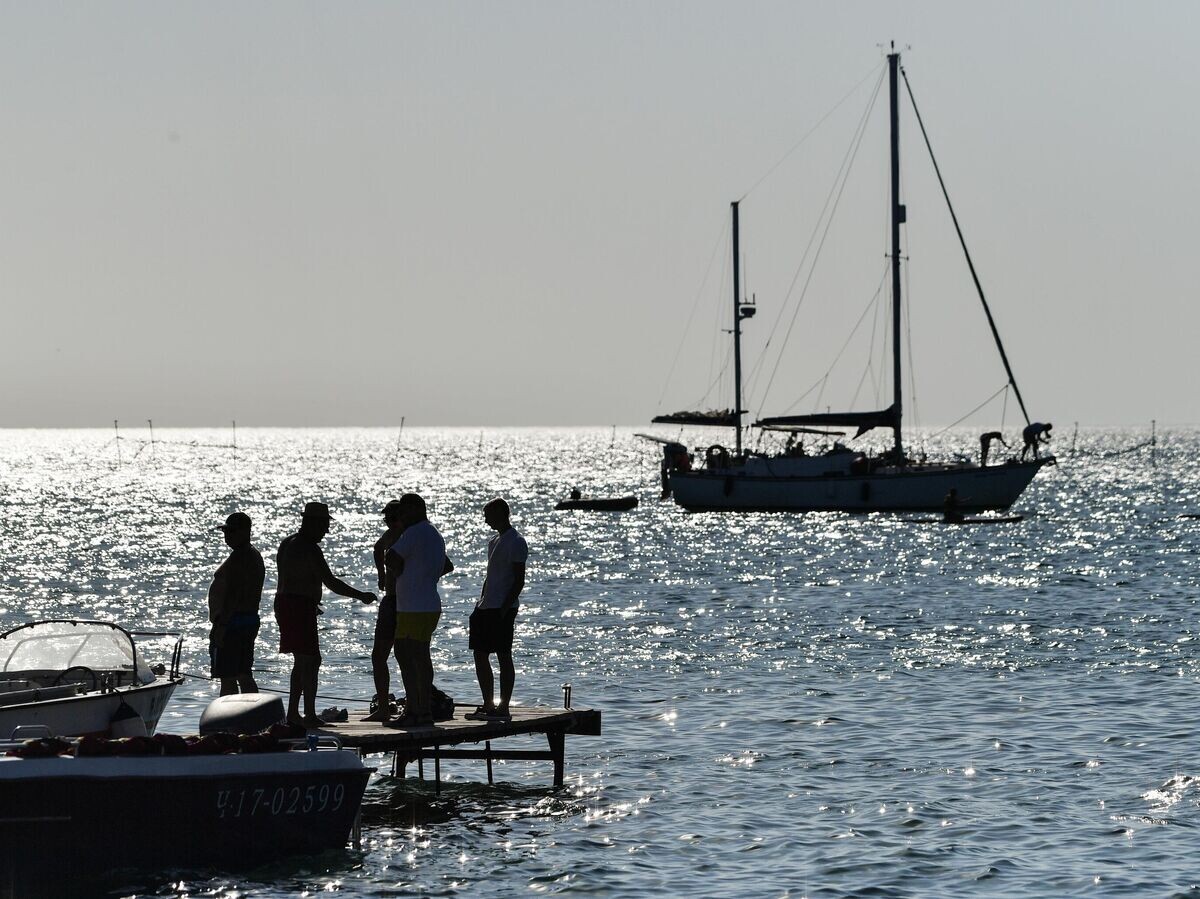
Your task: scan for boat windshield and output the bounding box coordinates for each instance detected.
[0,621,153,684]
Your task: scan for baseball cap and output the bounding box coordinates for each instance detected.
[217,512,251,532]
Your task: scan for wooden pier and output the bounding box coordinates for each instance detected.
[312,705,601,788]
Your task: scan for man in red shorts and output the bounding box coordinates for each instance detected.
[274,502,376,727]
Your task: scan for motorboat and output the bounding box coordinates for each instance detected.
[0,620,182,739]
[0,725,373,891]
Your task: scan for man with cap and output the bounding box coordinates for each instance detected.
[208,512,265,696]
[364,500,406,722]
[275,502,377,728]
[385,493,448,727]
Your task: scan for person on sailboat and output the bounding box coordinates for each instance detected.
[942,489,966,523]
[980,431,1007,467]
[1021,422,1053,460]
[208,512,265,697]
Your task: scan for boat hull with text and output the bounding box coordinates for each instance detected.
[0,748,372,888]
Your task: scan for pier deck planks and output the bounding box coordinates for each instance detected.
[311,706,601,786]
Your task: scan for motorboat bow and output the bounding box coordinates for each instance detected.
[0,620,182,739]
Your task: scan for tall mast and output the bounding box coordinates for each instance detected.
[732,200,744,457]
[888,47,905,460]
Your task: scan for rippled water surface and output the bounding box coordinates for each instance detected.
[3,426,1200,897]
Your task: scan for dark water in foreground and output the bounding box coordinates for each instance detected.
[3,426,1200,898]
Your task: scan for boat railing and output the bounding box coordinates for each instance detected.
[128,631,183,681]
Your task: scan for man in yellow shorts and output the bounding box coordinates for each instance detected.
[386,493,448,727]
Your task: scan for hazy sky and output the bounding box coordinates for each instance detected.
[2,2,1196,428]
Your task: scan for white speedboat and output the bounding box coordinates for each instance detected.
[0,620,182,739]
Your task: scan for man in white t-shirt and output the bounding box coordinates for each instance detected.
[466,498,528,721]
[386,493,449,727]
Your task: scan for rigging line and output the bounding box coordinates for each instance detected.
[901,65,1032,427]
[705,231,732,397]
[745,67,888,400]
[849,269,887,410]
[927,383,1009,438]
[656,218,730,411]
[904,248,919,435]
[782,262,888,416]
[1001,384,1009,431]
[692,343,735,409]
[740,61,886,201]
[754,68,886,420]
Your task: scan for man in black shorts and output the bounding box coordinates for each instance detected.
[365,500,404,722]
[208,512,265,696]
[467,498,527,721]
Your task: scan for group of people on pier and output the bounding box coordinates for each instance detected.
[206,494,527,729]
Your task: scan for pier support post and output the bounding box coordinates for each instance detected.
[548,731,565,787]
[485,740,494,785]
[434,745,441,795]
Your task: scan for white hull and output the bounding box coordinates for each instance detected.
[0,678,179,739]
[669,458,1050,512]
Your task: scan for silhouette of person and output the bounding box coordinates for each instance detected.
[980,431,1007,467]
[466,498,527,721]
[570,488,582,501]
[1021,422,1053,460]
[364,500,405,722]
[386,494,450,727]
[274,502,376,728]
[208,512,264,696]
[943,488,965,523]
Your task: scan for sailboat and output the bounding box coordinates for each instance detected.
[651,48,1054,513]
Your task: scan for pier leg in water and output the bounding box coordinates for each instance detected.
[548,731,565,787]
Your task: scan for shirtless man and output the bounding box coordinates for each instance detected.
[274,502,376,727]
[208,512,265,696]
[1021,422,1053,460]
[979,431,1007,467]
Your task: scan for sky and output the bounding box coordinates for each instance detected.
[1,1,1196,428]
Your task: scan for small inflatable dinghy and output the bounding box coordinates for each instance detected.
[555,496,639,512]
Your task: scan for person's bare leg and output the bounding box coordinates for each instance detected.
[497,649,515,713]
[219,677,238,697]
[364,641,394,721]
[473,649,495,709]
[414,641,434,722]
[235,672,258,693]
[303,656,321,721]
[394,639,417,717]
[286,658,303,723]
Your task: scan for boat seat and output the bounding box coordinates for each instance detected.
[0,684,81,707]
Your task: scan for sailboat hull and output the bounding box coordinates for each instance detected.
[668,458,1050,513]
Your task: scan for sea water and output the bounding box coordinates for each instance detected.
[1,426,1197,898]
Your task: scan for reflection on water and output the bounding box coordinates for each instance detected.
[2,426,1199,896]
